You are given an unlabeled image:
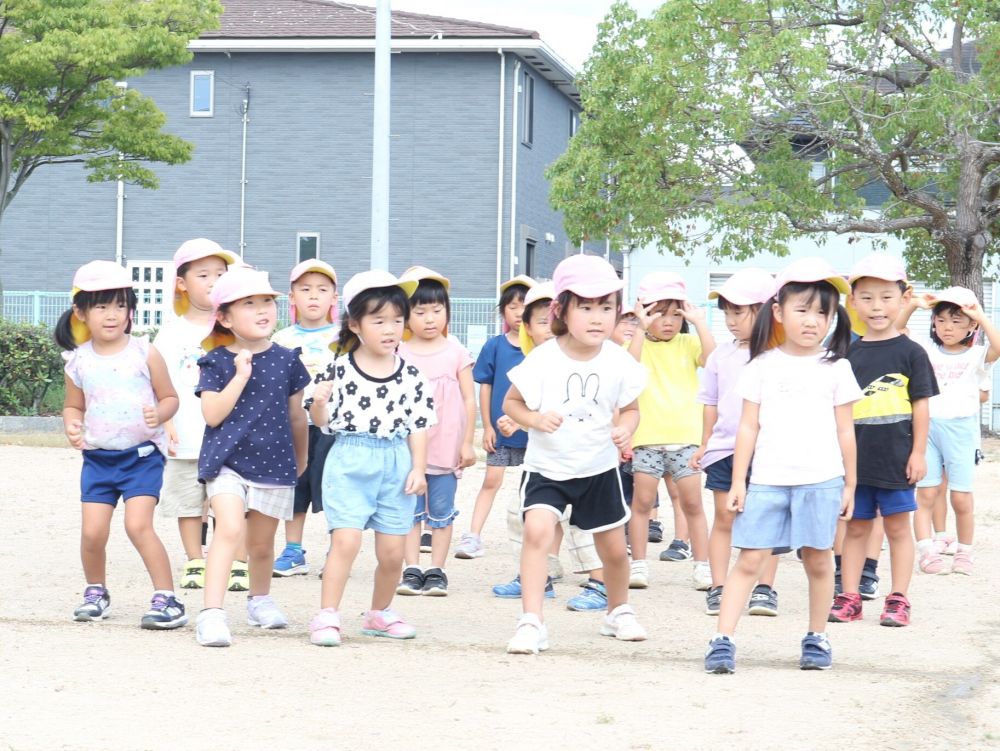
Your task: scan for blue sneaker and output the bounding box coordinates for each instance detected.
[566,580,607,611]
[491,575,555,599]
[272,545,308,577]
[704,636,736,674]
[799,633,833,670]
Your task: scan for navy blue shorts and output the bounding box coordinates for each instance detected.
[852,484,916,520]
[81,442,165,506]
[704,455,752,493]
[294,425,336,514]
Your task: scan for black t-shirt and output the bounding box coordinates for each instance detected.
[848,336,939,489]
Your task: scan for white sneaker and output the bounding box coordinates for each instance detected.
[600,603,647,641]
[506,613,549,655]
[692,561,713,591]
[247,595,288,629]
[196,608,232,647]
[629,559,649,589]
[454,532,485,559]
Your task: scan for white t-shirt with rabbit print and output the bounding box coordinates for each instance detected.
[508,338,647,481]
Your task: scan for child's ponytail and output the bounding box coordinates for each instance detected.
[825,304,852,360]
[54,308,79,351]
[749,298,778,360]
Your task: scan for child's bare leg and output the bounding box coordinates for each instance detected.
[124,496,173,591]
[179,516,204,560]
[882,512,913,594]
[80,503,114,585]
[245,511,279,596]
[800,547,835,633]
[628,472,658,561]
[666,477,687,540]
[950,490,974,545]
[913,486,937,541]
[403,524,421,567]
[469,465,505,536]
[866,516,884,559]
[931,482,949,535]
[430,524,453,570]
[708,490,733,586]
[283,512,307,546]
[204,495,245,609]
[592,528,629,610]
[839,518,872,594]
[676,474,708,560]
[320,528,363,610]
[759,553,779,587]
[372,532,406,609]
[520,509,558,618]
[551,523,564,556]
[717,548,769,636]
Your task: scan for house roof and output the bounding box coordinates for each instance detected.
[204,0,539,40]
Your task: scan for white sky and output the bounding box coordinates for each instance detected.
[388,0,663,70]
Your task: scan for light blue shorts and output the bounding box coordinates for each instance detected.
[413,473,459,528]
[732,478,843,551]
[917,416,978,492]
[322,433,414,535]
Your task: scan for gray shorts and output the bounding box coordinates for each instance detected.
[487,445,526,468]
[631,445,699,481]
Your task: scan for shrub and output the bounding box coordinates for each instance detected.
[0,320,65,415]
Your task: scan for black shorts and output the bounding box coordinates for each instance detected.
[294,426,336,514]
[521,467,629,533]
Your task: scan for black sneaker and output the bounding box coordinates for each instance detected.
[396,566,425,596]
[73,585,110,621]
[834,569,842,595]
[705,585,723,616]
[859,572,880,600]
[140,593,188,630]
[747,584,778,616]
[421,568,448,597]
[420,532,432,553]
[647,520,664,544]
[659,539,692,562]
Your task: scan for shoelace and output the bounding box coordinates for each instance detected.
[150,594,170,611]
[83,588,105,604]
[883,598,907,614]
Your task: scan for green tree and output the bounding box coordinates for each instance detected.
[550,0,1000,298]
[0,0,222,288]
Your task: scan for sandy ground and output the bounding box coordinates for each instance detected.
[1,438,998,751]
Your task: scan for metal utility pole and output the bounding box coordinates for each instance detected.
[370,0,391,270]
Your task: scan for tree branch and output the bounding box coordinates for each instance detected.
[789,214,935,234]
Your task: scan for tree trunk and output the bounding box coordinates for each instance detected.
[943,234,986,302]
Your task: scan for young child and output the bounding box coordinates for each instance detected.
[504,254,648,654]
[690,268,781,617]
[395,266,476,597]
[154,239,238,592]
[270,259,340,577]
[628,272,716,589]
[194,267,310,647]
[307,271,436,646]
[704,258,861,674]
[57,260,185,629]
[900,286,999,575]
[828,254,937,628]
[454,275,535,559]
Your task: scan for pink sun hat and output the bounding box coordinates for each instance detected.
[708,268,775,305]
[289,259,339,324]
[775,257,850,295]
[209,267,279,309]
[69,261,134,345]
[172,239,240,316]
[847,254,908,285]
[553,255,623,298]
[637,271,687,304]
[933,286,979,308]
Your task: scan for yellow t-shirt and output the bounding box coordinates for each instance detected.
[632,333,703,447]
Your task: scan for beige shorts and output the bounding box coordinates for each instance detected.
[205,470,295,521]
[159,459,208,518]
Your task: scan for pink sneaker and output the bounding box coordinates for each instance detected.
[309,608,342,647]
[918,551,948,575]
[361,608,416,639]
[951,550,974,575]
[933,534,956,556]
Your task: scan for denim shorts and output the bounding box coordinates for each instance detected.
[732,477,843,551]
[917,415,979,492]
[487,445,526,467]
[632,445,699,481]
[322,432,414,535]
[413,473,459,528]
[81,442,164,506]
[852,484,917,520]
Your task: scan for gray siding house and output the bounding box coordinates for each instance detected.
[0,0,591,315]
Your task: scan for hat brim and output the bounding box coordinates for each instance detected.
[500,276,536,292]
[564,281,623,299]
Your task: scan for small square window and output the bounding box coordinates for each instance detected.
[190,71,214,117]
[297,233,320,263]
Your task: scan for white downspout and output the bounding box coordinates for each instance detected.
[622,246,632,302]
[239,85,250,257]
[495,49,505,297]
[114,81,128,266]
[508,59,521,280]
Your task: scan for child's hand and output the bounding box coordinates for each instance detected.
[962,302,987,324]
[534,411,563,433]
[633,300,662,332]
[906,451,927,484]
[459,441,477,469]
[234,349,253,380]
[727,483,747,513]
[65,419,85,450]
[482,425,497,453]
[312,380,334,409]
[143,405,160,429]
[404,469,427,497]
[610,425,632,451]
[679,301,705,324]
[839,485,855,521]
[165,422,179,457]
[911,292,935,310]
[689,445,706,470]
[496,414,518,438]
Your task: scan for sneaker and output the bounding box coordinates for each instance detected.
[246,595,288,629]
[454,532,484,559]
[309,608,342,647]
[659,539,692,562]
[506,613,549,655]
[859,572,880,600]
[421,568,449,596]
[918,550,948,575]
[692,561,712,591]
[361,608,416,639]
[828,592,863,623]
[704,636,736,674]
[748,584,779,617]
[647,520,664,544]
[547,554,564,582]
[629,559,649,589]
[419,532,432,553]
[492,575,556,599]
[180,559,206,589]
[196,608,231,647]
[567,580,608,611]
[272,546,308,577]
[600,603,647,641]
[834,569,842,595]
[73,585,110,621]
[396,566,425,596]
[705,585,723,616]
[932,536,951,556]
[228,560,250,591]
[140,593,188,630]
[944,537,959,556]
[951,550,974,575]
[800,633,833,670]
[880,592,911,627]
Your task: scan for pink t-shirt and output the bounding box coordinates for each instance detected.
[398,338,474,474]
[696,340,750,468]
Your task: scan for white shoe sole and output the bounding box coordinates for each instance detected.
[247,616,288,629]
[454,549,484,560]
[73,606,111,622]
[506,638,549,654]
[141,615,189,630]
[600,625,647,641]
[272,566,309,577]
[196,628,232,647]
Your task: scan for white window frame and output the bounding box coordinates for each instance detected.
[521,71,534,147]
[190,71,214,117]
[297,232,321,263]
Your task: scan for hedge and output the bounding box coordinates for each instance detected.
[0,319,65,415]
